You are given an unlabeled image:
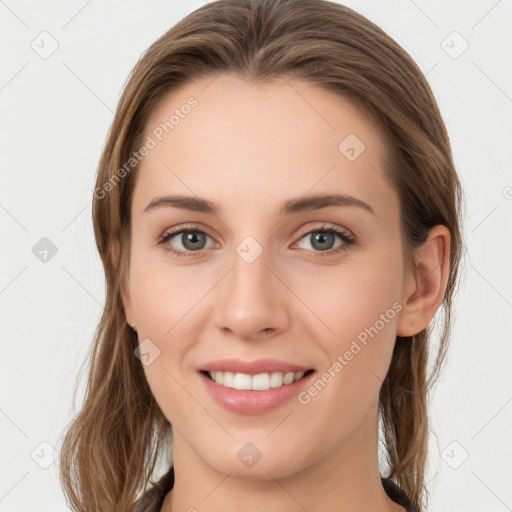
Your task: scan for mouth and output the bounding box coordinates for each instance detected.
[200,368,316,391]
[198,366,317,414]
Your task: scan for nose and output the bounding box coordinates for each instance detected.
[212,245,291,341]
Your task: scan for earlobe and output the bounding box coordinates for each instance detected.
[396,225,451,337]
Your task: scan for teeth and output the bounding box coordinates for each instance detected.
[208,370,306,390]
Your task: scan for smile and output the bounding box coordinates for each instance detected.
[199,368,317,414]
[203,369,315,390]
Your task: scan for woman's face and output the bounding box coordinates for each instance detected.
[122,73,415,479]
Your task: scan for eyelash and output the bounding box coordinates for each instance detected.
[158,222,356,259]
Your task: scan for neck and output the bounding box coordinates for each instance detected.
[162,402,405,512]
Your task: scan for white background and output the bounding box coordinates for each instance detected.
[1,0,511,510]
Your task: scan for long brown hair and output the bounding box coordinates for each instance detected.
[58,1,466,510]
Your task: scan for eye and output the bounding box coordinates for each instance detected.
[158,224,216,258]
[293,223,355,257]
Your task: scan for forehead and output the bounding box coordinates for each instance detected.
[132,73,396,220]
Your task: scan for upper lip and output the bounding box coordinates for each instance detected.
[200,358,314,375]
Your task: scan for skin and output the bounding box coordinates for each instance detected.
[116,73,451,512]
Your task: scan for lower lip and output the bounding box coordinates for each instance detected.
[199,370,316,414]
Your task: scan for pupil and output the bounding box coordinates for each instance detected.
[312,232,334,251]
[183,232,205,250]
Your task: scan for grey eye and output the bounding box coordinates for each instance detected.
[167,231,213,251]
[298,231,342,252]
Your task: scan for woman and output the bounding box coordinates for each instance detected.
[58,1,465,511]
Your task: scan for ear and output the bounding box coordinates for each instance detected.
[110,237,136,328]
[397,225,451,337]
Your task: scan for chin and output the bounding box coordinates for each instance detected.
[200,441,306,481]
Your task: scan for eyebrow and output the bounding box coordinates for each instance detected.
[143,193,375,216]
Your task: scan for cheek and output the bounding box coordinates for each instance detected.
[128,252,214,420]
[129,246,207,332]
[130,268,199,378]
[305,256,402,340]
[303,255,402,394]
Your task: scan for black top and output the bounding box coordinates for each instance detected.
[132,465,420,512]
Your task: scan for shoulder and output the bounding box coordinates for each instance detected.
[381,476,420,512]
[132,466,175,512]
